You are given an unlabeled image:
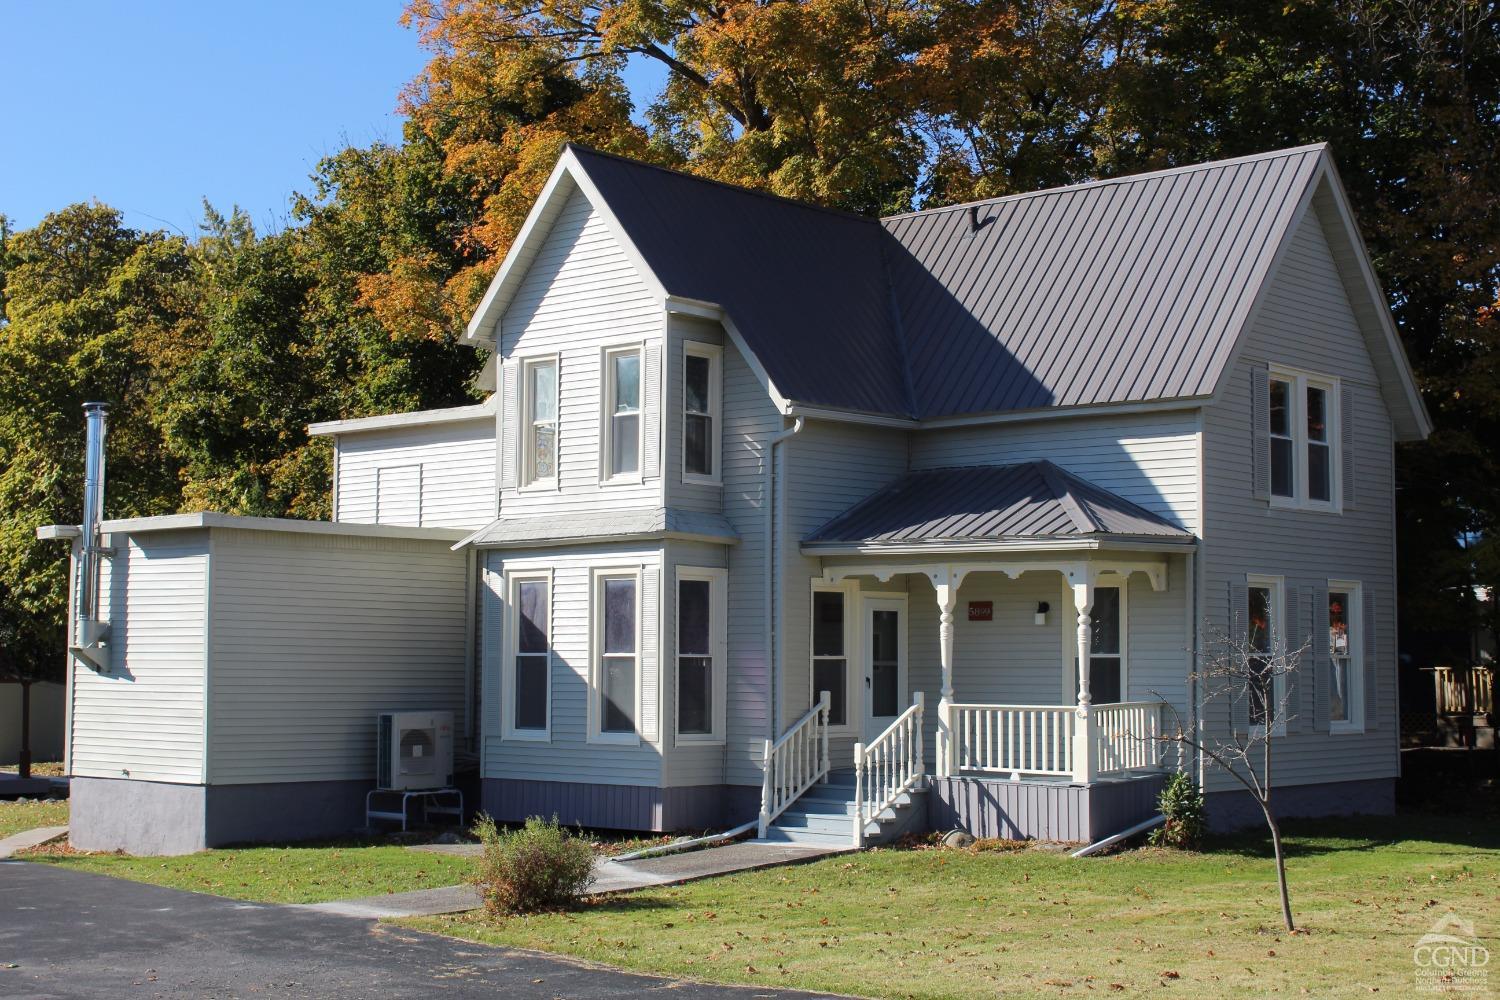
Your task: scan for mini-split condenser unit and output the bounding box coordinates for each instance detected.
[376,711,455,791]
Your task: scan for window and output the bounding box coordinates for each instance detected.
[682,342,720,483]
[1328,581,1364,732]
[1266,367,1339,509]
[1246,575,1285,732]
[676,568,726,743]
[603,347,641,481]
[523,358,558,487]
[1089,585,1125,704]
[811,587,850,728]
[504,572,550,740]
[592,570,639,741]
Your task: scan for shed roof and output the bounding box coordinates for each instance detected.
[803,462,1194,550]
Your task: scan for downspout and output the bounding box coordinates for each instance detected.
[71,402,111,671]
[765,416,805,741]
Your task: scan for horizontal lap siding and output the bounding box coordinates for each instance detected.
[207,529,469,784]
[499,186,664,519]
[912,411,1200,534]
[72,531,208,783]
[1201,208,1397,793]
[335,419,497,528]
[482,545,664,787]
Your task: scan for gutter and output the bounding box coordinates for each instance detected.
[765,416,805,740]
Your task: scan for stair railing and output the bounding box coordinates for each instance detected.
[852,691,924,848]
[758,690,831,838]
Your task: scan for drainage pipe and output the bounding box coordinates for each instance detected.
[763,416,804,741]
[610,819,759,863]
[1071,813,1166,858]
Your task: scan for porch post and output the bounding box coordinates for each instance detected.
[934,568,958,778]
[1070,571,1097,784]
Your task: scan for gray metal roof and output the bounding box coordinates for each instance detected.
[459,507,738,549]
[568,143,1328,420]
[803,462,1194,548]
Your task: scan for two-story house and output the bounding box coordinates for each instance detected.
[45,142,1430,855]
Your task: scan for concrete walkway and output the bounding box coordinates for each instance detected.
[303,839,843,919]
[0,825,66,859]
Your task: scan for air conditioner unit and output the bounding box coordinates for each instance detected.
[376,711,455,791]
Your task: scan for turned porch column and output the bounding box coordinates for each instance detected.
[1070,573,1098,784]
[934,569,959,778]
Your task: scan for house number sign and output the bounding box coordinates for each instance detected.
[967,601,993,622]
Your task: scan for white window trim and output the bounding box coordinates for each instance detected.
[1247,573,1288,737]
[520,353,560,492]
[599,343,644,486]
[674,566,728,746]
[1089,576,1129,705]
[502,568,552,742]
[589,565,643,746]
[1327,579,1365,734]
[1268,365,1341,513]
[681,341,722,487]
[810,579,857,736]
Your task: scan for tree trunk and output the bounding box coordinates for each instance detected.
[1263,806,1295,932]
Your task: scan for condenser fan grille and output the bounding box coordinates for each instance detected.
[399,727,437,774]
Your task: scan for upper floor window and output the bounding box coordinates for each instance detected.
[1266,367,1339,510]
[682,342,721,484]
[603,347,642,481]
[523,357,558,487]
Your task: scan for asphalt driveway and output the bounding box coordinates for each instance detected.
[0,861,840,999]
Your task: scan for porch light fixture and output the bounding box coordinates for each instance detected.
[1035,601,1049,626]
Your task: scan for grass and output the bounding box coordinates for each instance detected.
[0,797,68,839]
[406,814,1500,1000]
[26,839,474,904]
[0,760,65,777]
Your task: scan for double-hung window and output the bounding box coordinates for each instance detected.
[603,347,641,481]
[810,586,850,729]
[682,342,721,484]
[523,357,559,487]
[1089,585,1125,704]
[1327,581,1364,732]
[1267,367,1339,509]
[676,567,726,743]
[592,570,639,741]
[504,572,550,740]
[1246,575,1286,732]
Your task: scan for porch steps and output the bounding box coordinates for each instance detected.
[758,769,925,848]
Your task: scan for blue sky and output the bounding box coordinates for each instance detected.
[2,2,666,236]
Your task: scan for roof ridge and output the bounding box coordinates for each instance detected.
[565,143,880,226]
[876,232,920,419]
[1035,460,1106,534]
[879,143,1330,224]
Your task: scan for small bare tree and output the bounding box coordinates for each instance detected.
[1153,624,1309,932]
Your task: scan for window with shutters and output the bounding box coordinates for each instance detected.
[1265,366,1341,511]
[522,357,559,488]
[601,345,643,483]
[675,567,727,744]
[503,571,551,740]
[682,342,721,485]
[1246,574,1287,734]
[1327,581,1364,733]
[590,568,641,744]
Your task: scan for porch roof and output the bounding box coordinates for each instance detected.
[803,461,1193,553]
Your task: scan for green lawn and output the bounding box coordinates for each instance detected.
[408,815,1500,1000]
[0,797,68,839]
[27,841,473,904]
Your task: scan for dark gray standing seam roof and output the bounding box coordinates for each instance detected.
[568,144,1326,421]
[803,462,1195,548]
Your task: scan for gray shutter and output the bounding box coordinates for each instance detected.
[1283,585,1302,732]
[1230,580,1250,731]
[642,341,661,480]
[1251,365,1271,502]
[1363,591,1379,730]
[499,361,520,490]
[1313,585,1331,732]
[1340,383,1356,509]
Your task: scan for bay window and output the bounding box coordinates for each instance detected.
[676,567,726,743]
[682,342,720,483]
[592,570,639,741]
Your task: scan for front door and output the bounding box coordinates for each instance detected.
[862,597,907,741]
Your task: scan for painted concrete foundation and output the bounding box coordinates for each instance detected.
[928,773,1167,843]
[1205,777,1395,832]
[482,778,761,832]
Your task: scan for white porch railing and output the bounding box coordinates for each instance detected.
[949,703,1074,777]
[853,692,924,847]
[758,690,831,838]
[1093,701,1165,774]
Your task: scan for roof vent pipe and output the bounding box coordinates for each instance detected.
[71,402,111,669]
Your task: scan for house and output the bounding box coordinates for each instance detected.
[41,142,1430,855]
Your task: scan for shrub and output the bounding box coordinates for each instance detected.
[1149,772,1206,850]
[471,814,596,916]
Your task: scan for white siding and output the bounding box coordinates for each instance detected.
[71,531,208,783]
[482,544,664,786]
[336,417,496,529]
[206,528,469,784]
[1201,206,1398,792]
[498,186,665,518]
[912,410,1201,533]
